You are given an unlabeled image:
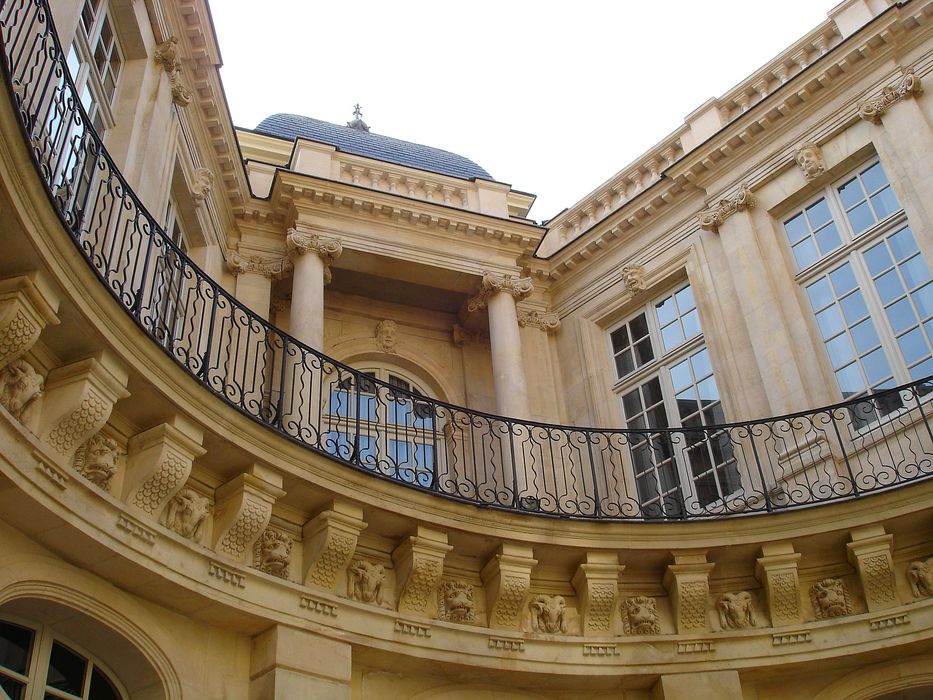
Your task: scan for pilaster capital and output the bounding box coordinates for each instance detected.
[467,272,533,312]
[516,309,560,333]
[287,228,343,265]
[226,250,292,279]
[697,185,755,232]
[858,67,923,124]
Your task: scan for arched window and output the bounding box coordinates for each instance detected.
[0,617,125,700]
[323,366,437,487]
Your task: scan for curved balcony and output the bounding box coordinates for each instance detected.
[2,0,933,524]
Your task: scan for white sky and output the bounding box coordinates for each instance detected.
[210,1,837,222]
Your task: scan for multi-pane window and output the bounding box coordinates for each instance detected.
[0,619,123,700]
[150,198,190,346]
[610,283,739,518]
[324,368,435,486]
[784,159,933,409]
[66,0,123,132]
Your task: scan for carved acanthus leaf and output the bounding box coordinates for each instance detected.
[226,251,292,279]
[467,272,533,312]
[858,68,922,124]
[516,309,560,333]
[697,185,755,232]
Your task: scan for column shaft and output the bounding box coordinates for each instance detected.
[290,251,326,349]
[487,290,530,417]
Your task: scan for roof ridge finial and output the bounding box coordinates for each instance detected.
[347,103,370,133]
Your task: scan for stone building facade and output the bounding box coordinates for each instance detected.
[0,0,933,698]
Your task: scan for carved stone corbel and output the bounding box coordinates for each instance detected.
[697,185,755,232]
[516,309,561,333]
[190,167,214,204]
[571,552,623,636]
[0,273,60,370]
[755,542,802,627]
[212,464,286,563]
[302,500,367,591]
[663,551,714,634]
[37,351,129,461]
[858,68,923,124]
[124,416,206,520]
[466,272,533,313]
[481,543,537,630]
[847,525,898,612]
[392,525,453,618]
[153,36,192,107]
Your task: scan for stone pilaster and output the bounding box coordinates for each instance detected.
[392,525,453,618]
[847,524,899,612]
[38,351,129,461]
[124,415,206,520]
[755,542,803,627]
[212,463,286,563]
[571,552,623,636]
[663,551,714,634]
[302,500,367,592]
[250,625,351,699]
[481,543,537,630]
[0,272,59,370]
[226,250,291,321]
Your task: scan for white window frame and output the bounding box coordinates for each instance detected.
[66,0,124,133]
[0,616,127,700]
[608,281,739,518]
[785,157,932,408]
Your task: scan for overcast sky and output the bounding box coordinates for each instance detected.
[210,2,836,222]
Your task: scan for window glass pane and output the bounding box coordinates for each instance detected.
[675,285,696,312]
[696,376,719,403]
[839,291,868,325]
[815,223,841,255]
[784,213,808,243]
[634,339,654,365]
[914,283,933,318]
[864,242,893,276]
[846,202,874,235]
[661,323,683,352]
[643,377,663,407]
[835,363,865,398]
[806,198,832,228]
[875,269,905,305]
[655,296,675,325]
[862,348,893,386]
[806,277,833,310]
[910,356,933,380]
[46,641,86,695]
[889,227,918,260]
[898,327,928,365]
[871,188,899,220]
[615,351,634,378]
[621,388,643,420]
[0,622,32,675]
[860,161,890,193]
[900,255,930,290]
[691,348,712,379]
[792,238,819,269]
[885,298,915,335]
[837,177,863,209]
[630,313,649,340]
[816,306,844,339]
[610,326,629,354]
[829,264,858,295]
[0,677,25,700]
[850,319,881,355]
[89,667,121,700]
[681,309,700,340]
[825,334,855,368]
[669,359,691,393]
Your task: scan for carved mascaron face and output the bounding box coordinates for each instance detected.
[813,579,848,617]
[259,531,291,574]
[349,560,385,603]
[376,320,398,351]
[442,583,474,621]
[0,359,43,418]
[795,144,825,180]
[719,591,755,628]
[624,596,659,634]
[80,435,119,487]
[530,595,566,634]
[167,487,210,540]
[908,559,933,598]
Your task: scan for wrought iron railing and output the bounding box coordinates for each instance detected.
[3,0,933,520]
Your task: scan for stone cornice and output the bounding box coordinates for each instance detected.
[697,185,755,232]
[857,67,924,123]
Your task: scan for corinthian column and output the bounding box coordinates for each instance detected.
[286,228,342,349]
[468,272,533,418]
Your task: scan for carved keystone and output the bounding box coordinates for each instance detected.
[663,551,714,634]
[571,552,623,636]
[124,415,206,520]
[38,351,129,461]
[302,500,366,591]
[393,526,453,618]
[847,524,899,612]
[481,543,537,630]
[755,542,803,627]
[212,463,285,563]
[0,273,60,370]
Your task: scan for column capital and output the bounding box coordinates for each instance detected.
[697,185,755,232]
[286,228,343,263]
[226,250,292,279]
[517,308,560,333]
[858,67,922,124]
[467,272,533,312]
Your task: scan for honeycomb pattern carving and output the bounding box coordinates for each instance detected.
[47,393,108,454]
[218,498,269,558]
[306,532,356,590]
[132,450,190,515]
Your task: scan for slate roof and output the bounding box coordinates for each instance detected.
[254,113,493,181]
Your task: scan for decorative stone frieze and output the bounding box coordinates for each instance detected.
[163,486,211,543]
[302,500,367,591]
[116,512,157,546]
[794,142,825,181]
[374,319,399,354]
[621,264,646,295]
[72,430,122,491]
[677,641,714,654]
[253,528,292,579]
[38,352,129,461]
[392,526,452,618]
[488,636,524,652]
[582,644,618,657]
[907,557,933,598]
[772,631,811,646]
[756,542,803,627]
[622,596,661,635]
[858,68,923,124]
[124,418,206,519]
[451,324,488,347]
[466,272,533,313]
[437,580,475,623]
[869,612,909,631]
[0,273,59,370]
[190,167,214,204]
[286,227,342,285]
[847,525,898,611]
[153,36,192,107]
[664,551,714,634]
[697,185,755,232]
[35,454,68,489]
[226,251,292,279]
[529,594,568,634]
[516,309,561,333]
[481,543,537,630]
[395,619,431,637]
[810,578,853,619]
[211,464,286,563]
[571,552,623,636]
[299,594,338,617]
[208,561,244,588]
[717,591,758,630]
[0,358,43,425]
[347,558,386,606]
